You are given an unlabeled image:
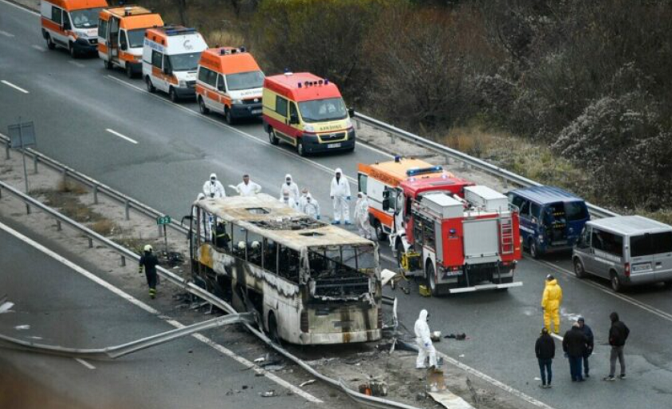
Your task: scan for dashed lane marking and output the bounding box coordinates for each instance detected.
[0,30,14,37]
[75,358,96,370]
[0,221,322,404]
[1,80,29,94]
[68,60,85,68]
[105,128,138,144]
[31,44,46,52]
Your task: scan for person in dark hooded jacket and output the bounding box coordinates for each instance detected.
[604,312,630,381]
[563,322,588,382]
[577,317,594,378]
[535,327,555,388]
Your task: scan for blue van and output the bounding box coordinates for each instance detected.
[507,186,590,258]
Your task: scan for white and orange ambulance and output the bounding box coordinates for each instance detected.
[262,72,355,156]
[98,6,163,78]
[142,26,208,102]
[40,0,108,58]
[195,47,265,124]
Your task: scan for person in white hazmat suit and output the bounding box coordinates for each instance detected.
[330,168,351,225]
[414,309,437,369]
[235,174,262,196]
[279,174,300,206]
[301,193,321,220]
[192,193,210,238]
[354,192,372,239]
[203,173,226,198]
[279,191,298,209]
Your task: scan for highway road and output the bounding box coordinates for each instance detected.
[0,222,324,409]
[2,1,672,408]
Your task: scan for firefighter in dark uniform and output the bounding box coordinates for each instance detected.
[139,244,159,299]
[214,220,230,249]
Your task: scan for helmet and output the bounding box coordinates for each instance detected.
[237,241,246,249]
[144,244,153,252]
[251,241,260,249]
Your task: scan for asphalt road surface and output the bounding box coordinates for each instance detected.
[2,1,672,408]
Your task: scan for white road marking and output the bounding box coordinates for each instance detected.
[105,75,359,183]
[0,221,322,404]
[68,61,85,68]
[31,44,46,52]
[551,333,563,341]
[0,0,40,15]
[530,257,672,323]
[105,128,138,144]
[0,30,14,37]
[75,358,96,370]
[1,80,29,94]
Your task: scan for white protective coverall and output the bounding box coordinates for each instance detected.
[301,193,321,220]
[236,180,262,196]
[354,193,371,239]
[280,174,300,206]
[414,309,437,369]
[279,193,299,210]
[203,173,226,198]
[330,168,351,224]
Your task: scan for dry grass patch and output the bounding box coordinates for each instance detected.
[113,237,147,254]
[57,179,88,195]
[438,126,496,158]
[91,219,119,236]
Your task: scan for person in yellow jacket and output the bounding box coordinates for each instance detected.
[541,274,563,334]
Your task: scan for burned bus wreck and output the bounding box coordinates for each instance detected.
[188,194,382,345]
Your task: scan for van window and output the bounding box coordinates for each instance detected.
[298,97,347,123]
[630,232,672,257]
[519,200,530,217]
[51,7,62,24]
[119,31,128,48]
[508,193,524,210]
[531,203,541,219]
[226,70,264,91]
[591,229,623,257]
[198,67,210,83]
[151,50,163,68]
[565,201,589,221]
[216,74,225,91]
[70,8,102,28]
[290,102,298,119]
[98,19,108,38]
[127,29,145,48]
[207,71,217,87]
[275,96,288,117]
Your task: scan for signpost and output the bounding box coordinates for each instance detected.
[156,215,171,255]
[8,119,36,214]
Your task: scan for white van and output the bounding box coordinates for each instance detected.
[573,215,672,292]
[142,26,208,102]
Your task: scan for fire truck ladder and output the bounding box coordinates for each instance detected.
[499,217,515,255]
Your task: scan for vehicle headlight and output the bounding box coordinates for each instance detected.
[345,117,352,128]
[178,80,187,88]
[232,99,243,105]
[304,124,316,132]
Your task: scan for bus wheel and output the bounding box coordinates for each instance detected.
[268,312,282,346]
[425,261,438,296]
[225,108,235,125]
[45,35,55,50]
[268,129,279,145]
[145,76,156,93]
[297,140,306,157]
[375,221,387,241]
[198,97,209,115]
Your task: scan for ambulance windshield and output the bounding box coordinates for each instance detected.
[299,98,347,123]
[70,8,103,28]
[168,52,201,72]
[127,29,146,48]
[226,71,264,91]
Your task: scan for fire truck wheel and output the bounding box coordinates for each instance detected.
[145,76,156,93]
[573,258,586,279]
[45,35,56,50]
[268,129,279,145]
[169,87,179,103]
[529,239,539,259]
[225,108,235,125]
[375,222,387,241]
[610,271,622,293]
[395,242,404,268]
[198,97,209,115]
[425,261,437,295]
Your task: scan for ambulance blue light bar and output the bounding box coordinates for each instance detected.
[163,26,197,36]
[406,166,443,177]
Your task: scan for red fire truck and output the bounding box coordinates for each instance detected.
[358,158,523,295]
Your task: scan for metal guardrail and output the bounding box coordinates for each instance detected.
[354,113,619,219]
[0,133,188,236]
[0,180,421,409]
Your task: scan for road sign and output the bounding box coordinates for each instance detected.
[156,215,172,225]
[8,122,36,148]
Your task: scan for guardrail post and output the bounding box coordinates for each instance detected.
[88,237,93,248]
[502,177,508,189]
[33,155,38,174]
[4,143,9,160]
[56,220,61,231]
[25,203,30,215]
[356,119,361,130]
[120,256,126,267]
[444,155,451,165]
[93,185,98,204]
[125,200,130,220]
[388,132,396,145]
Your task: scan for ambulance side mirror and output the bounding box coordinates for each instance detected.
[120,42,128,51]
[63,20,71,31]
[348,108,355,118]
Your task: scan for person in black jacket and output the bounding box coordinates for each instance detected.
[139,244,159,299]
[563,322,588,382]
[535,328,556,388]
[604,312,630,381]
[577,317,594,378]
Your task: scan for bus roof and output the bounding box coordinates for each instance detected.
[101,7,163,30]
[199,48,261,75]
[50,0,107,11]
[264,72,341,102]
[196,194,373,251]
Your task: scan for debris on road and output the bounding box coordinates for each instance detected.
[418,285,431,297]
[431,331,442,342]
[14,325,30,330]
[260,390,276,398]
[444,333,467,340]
[299,379,315,387]
[426,367,446,393]
[429,391,473,409]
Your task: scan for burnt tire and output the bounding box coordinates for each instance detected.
[574,258,586,279]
